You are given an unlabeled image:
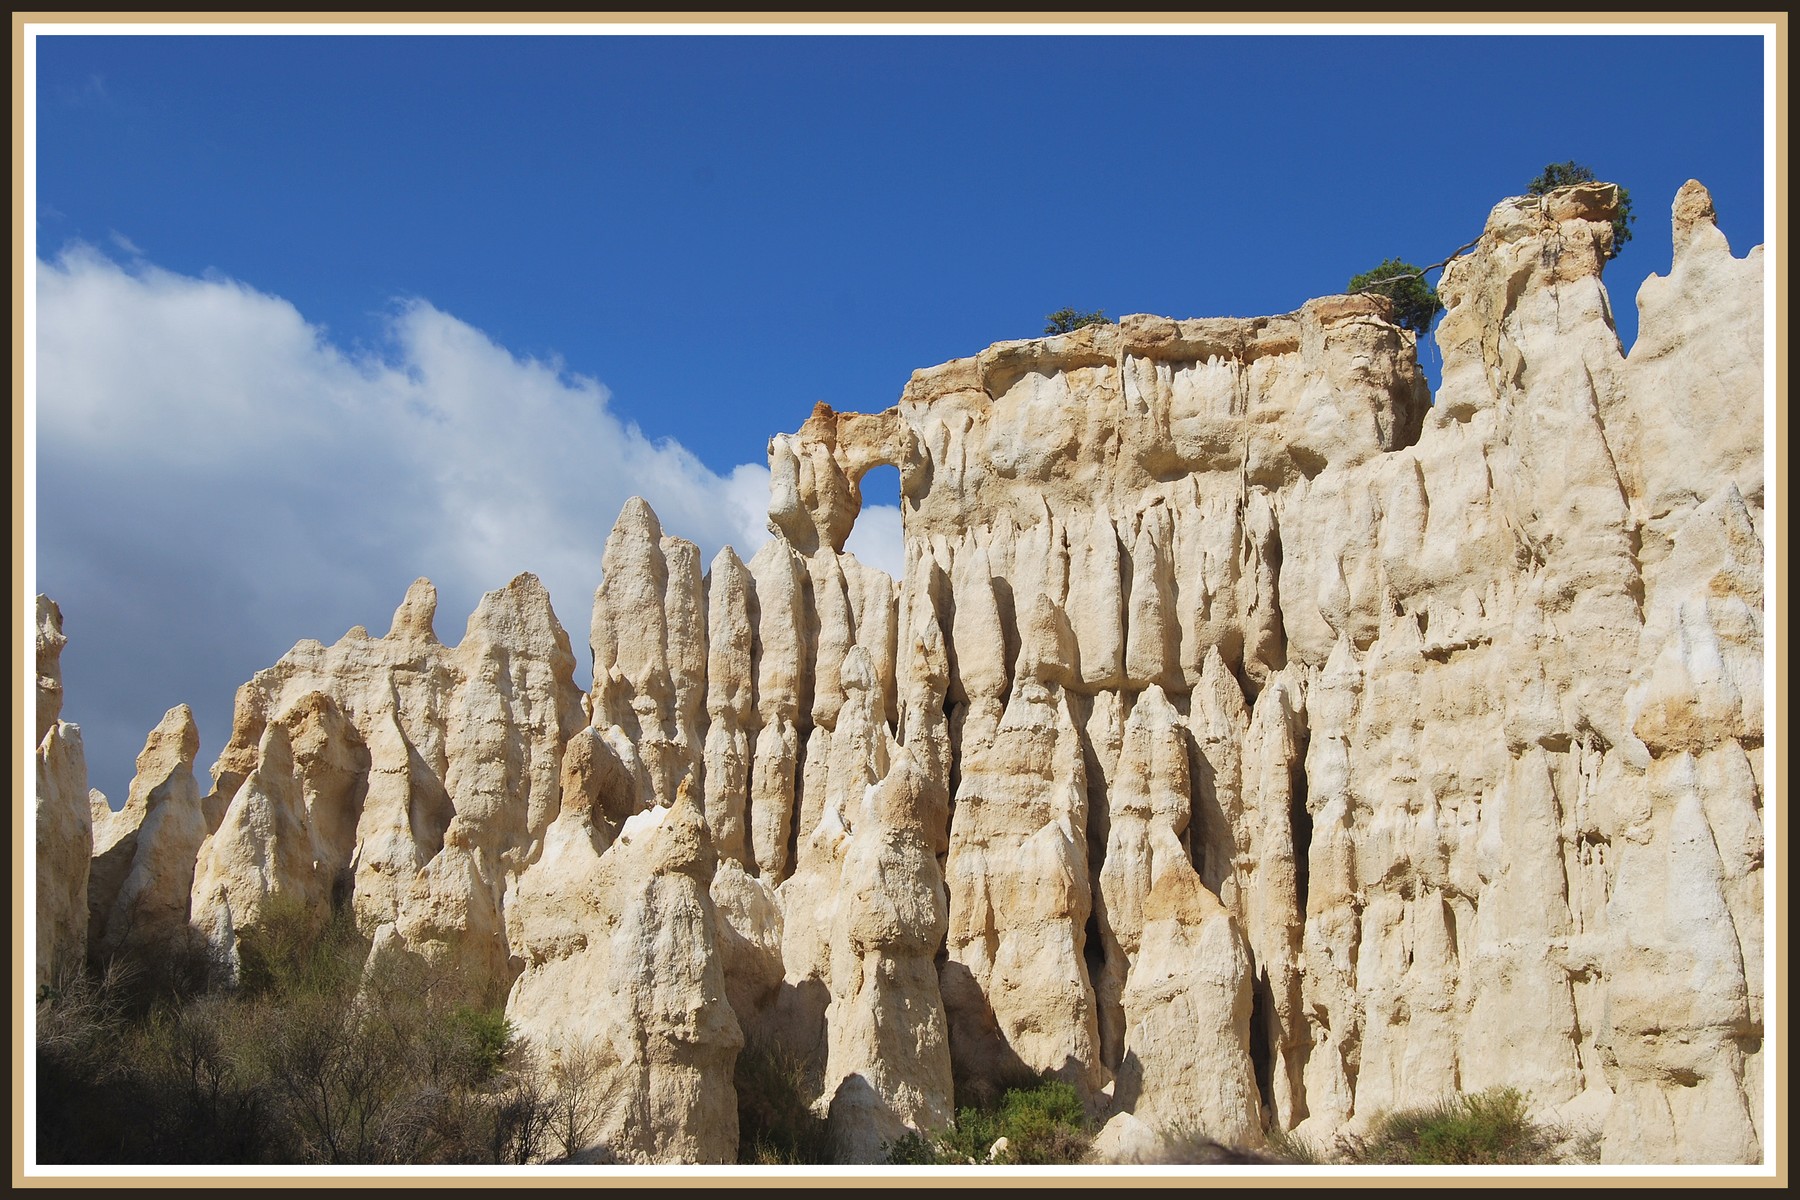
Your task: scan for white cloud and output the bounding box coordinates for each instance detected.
[34,248,807,802]
[844,501,905,581]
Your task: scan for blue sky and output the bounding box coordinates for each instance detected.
[29,23,1772,803]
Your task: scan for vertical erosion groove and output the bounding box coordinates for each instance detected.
[1249,965,1275,1120]
[1290,729,1312,919]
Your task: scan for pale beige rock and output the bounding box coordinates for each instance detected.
[820,666,953,1161]
[37,723,93,988]
[710,859,784,1047]
[942,678,1100,1096]
[896,569,954,791]
[704,546,755,863]
[188,717,321,973]
[745,537,809,884]
[1091,1110,1163,1164]
[1613,181,1766,533]
[393,813,512,997]
[1225,668,1308,1128]
[1066,509,1125,687]
[947,541,1009,703]
[36,595,69,744]
[1123,508,1178,690]
[1599,768,1759,1165]
[86,793,142,968]
[1627,485,1763,757]
[1098,685,1261,1145]
[747,716,800,882]
[768,403,914,557]
[1597,474,1765,1162]
[807,550,856,730]
[591,501,708,809]
[843,554,900,728]
[1122,867,1261,1148]
[759,650,879,1103]
[35,596,92,988]
[93,706,208,963]
[749,538,808,726]
[591,498,673,737]
[506,781,742,1163]
[556,725,619,853]
[192,573,584,1000]
[726,639,955,1161]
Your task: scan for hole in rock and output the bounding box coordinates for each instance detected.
[843,464,905,581]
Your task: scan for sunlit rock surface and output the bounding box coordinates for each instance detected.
[50,181,1763,1164]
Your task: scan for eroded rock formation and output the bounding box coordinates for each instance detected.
[188,572,588,995]
[90,705,207,965]
[508,778,743,1163]
[39,180,1765,1165]
[35,596,92,990]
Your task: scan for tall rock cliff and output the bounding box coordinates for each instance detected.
[40,180,1765,1165]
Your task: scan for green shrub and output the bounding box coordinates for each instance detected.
[881,1130,945,1165]
[994,1079,1088,1164]
[1348,1086,1560,1166]
[448,1005,515,1084]
[1348,259,1443,335]
[233,892,362,1000]
[934,1102,1001,1164]
[36,898,555,1165]
[1043,308,1109,335]
[883,1076,1091,1166]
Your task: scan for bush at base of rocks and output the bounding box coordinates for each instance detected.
[883,1077,1091,1166]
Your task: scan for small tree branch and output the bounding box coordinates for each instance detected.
[1350,236,1483,293]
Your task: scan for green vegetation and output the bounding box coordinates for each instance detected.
[1043,307,1109,335]
[734,1039,832,1165]
[34,902,588,1165]
[1347,258,1444,335]
[1285,1085,1595,1166]
[1527,160,1635,259]
[449,1004,517,1084]
[1148,1088,1583,1167]
[884,1077,1092,1165]
[1263,1124,1326,1164]
[38,942,1597,1171]
[1348,160,1634,340]
[1346,1086,1559,1165]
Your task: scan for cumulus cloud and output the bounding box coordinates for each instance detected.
[844,501,904,578]
[33,247,906,801]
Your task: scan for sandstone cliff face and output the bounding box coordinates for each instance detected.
[702,179,1762,1164]
[47,180,1764,1165]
